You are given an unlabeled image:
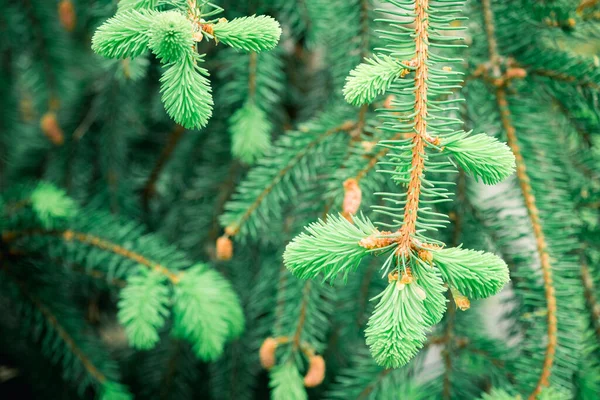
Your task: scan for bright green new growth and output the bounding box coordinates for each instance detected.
[117,0,156,13]
[91,10,156,59]
[444,133,516,185]
[365,283,429,368]
[118,271,170,350]
[213,16,282,52]
[230,101,272,164]
[283,213,380,282]
[269,363,308,400]
[172,265,244,361]
[101,382,134,400]
[30,182,77,228]
[431,247,510,299]
[92,7,281,130]
[412,262,447,326]
[160,52,213,129]
[343,54,409,106]
[148,11,193,63]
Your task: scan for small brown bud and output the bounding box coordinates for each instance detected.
[442,66,452,72]
[361,141,376,153]
[451,287,470,311]
[303,355,325,388]
[259,337,278,370]
[40,112,64,145]
[216,235,233,260]
[454,295,471,311]
[505,67,527,80]
[399,272,413,285]
[418,249,433,263]
[193,31,204,42]
[58,0,76,32]
[388,270,399,283]
[342,178,362,218]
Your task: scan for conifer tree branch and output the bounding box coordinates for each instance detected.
[292,282,311,350]
[481,0,556,397]
[532,69,600,91]
[2,229,181,283]
[8,274,108,385]
[224,121,356,237]
[396,0,429,253]
[356,368,393,400]
[581,259,600,343]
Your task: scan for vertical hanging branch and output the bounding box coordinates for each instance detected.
[481,0,556,397]
[287,0,514,369]
[397,0,429,255]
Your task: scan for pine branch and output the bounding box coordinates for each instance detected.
[481,1,557,396]
[581,260,600,343]
[221,117,355,239]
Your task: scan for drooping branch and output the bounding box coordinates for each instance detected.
[396,0,430,254]
[481,0,557,397]
[2,229,181,283]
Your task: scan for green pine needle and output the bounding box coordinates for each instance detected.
[343,55,408,106]
[283,213,379,282]
[30,182,77,228]
[91,9,156,59]
[117,271,170,350]
[101,381,133,400]
[269,363,308,400]
[413,261,447,326]
[365,283,429,368]
[172,265,244,361]
[230,101,272,164]
[117,0,156,12]
[444,133,516,185]
[213,15,282,52]
[432,247,510,299]
[148,11,193,63]
[160,52,213,129]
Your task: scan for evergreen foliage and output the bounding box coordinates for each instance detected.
[1,0,600,399]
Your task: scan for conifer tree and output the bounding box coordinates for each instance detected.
[0,0,599,399]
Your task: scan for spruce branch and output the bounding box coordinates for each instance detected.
[444,132,516,185]
[92,9,156,59]
[284,213,384,282]
[160,52,214,129]
[343,55,412,106]
[365,282,429,368]
[481,0,557,395]
[172,264,244,361]
[229,101,272,164]
[284,0,513,369]
[148,10,194,63]
[1,269,132,400]
[581,260,600,344]
[221,117,356,239]
[118,270,170,350]
[431,247,509,299]
[269,362,308,400]
[212,15,282,52]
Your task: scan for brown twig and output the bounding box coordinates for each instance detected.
[142,125,187,212]
[2,229,181,284]
[395,0,430,255]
